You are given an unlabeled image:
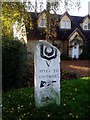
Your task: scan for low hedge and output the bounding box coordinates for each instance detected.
[2,38,27,91]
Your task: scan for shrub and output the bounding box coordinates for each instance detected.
[79,41,90,59]
[2,38,27,91]
[61,54,71,60]
[24,64,34,87]
[79,52,90,59]
[61,70,77,80]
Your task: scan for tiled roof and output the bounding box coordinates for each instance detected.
[82,30,90,40]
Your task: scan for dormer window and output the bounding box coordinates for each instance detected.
[83,16,90,30]
[40,18,46,28]
[83,22,88,30]
[61,20,71,29]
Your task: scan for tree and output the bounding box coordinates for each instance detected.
[2,0,81,38]
[46,0,81,42]
[2,2,32,37]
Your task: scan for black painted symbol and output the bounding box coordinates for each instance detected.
[46,61,51,67]
[52,81,56,83]
[40,80,56,88]
[40,44,57,60]
[45,47,54,56]
[40,81,46,88]
[46,96,52,101]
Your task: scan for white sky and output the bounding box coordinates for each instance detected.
[22,0,90,16]
[74,0,90,16]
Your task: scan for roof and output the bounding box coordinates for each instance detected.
[68,28,85,40]
[26,11,90,41]
[82,30,90,41]
[82,14,90,22]
[60,11,72,21]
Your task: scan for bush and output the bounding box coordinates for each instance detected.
[61,54,71,60]
[79,41,90,59]
[61,70,77,80]
[79,52,90,59]
[2,38,27,91]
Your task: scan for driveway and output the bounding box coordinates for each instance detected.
[61,60,90,77]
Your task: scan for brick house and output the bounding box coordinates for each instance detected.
[13,10,90,59]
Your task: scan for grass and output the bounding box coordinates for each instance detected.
[2,77,90,120]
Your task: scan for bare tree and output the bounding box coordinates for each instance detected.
[46,0,81,42]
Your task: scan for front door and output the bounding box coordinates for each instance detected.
[72,44,79,59]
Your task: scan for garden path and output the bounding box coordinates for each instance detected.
[61,60,90,77]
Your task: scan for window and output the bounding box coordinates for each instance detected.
[66,21,70,28]
[88,23,90,29]
[61,20,65,28]
[61,20,71,29]
[40,19,46,27]
[83,22,88,30]
[83,22,90,30]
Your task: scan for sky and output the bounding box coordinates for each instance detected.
[74,0,90,16]
[22,0,90,16]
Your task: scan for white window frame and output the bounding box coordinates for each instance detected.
[61,20,65,28]
[66,21,71,28]
[61,20,71,29]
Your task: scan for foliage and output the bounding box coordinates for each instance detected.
[2,37,27,91]
[46,0,81,40]
[24,64,34,87]
[2,77,90,120]
[1,1,81,39]
[47,0,81,13]
[2,2,32,37]
[79,41,90,59]
[61,70,77,80]
[61,54,71,60]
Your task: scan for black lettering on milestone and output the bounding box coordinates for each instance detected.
[46,61,51,67]
[52,81,56,83]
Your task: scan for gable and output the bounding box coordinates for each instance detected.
[83,15,90,22]
[82,16,90,30]
[59,14,71,29]
[61,14,71,21]
[83,16,90,22]
[69,31,84,42]
[37,12,47,28]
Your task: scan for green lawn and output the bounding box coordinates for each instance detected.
[2,77,90,120]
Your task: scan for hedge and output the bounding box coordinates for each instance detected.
[61,54,71,60]
[2,38,27,91]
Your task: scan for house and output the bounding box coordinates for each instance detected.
[13,10,90,59]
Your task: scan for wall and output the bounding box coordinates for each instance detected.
[69,31,83,42]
